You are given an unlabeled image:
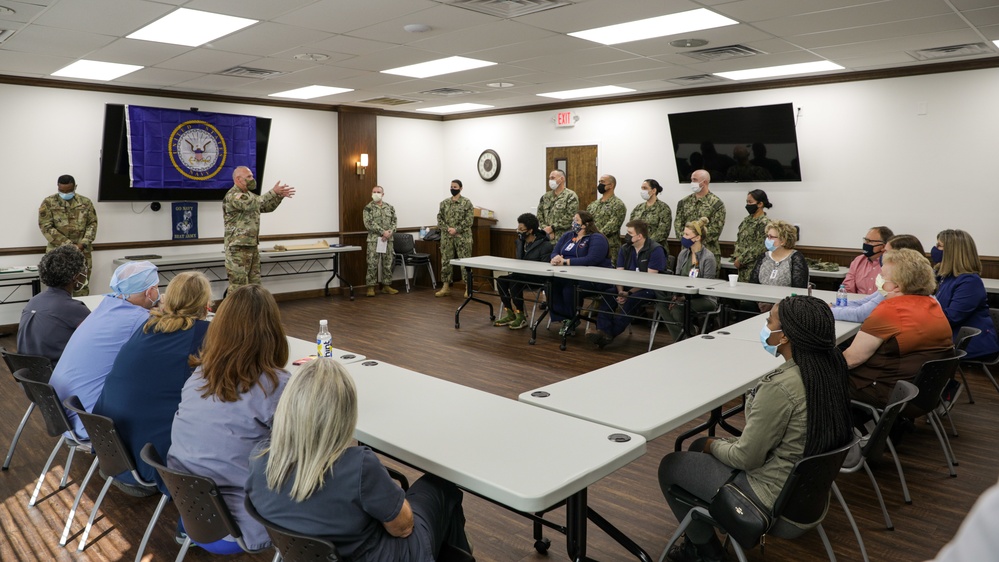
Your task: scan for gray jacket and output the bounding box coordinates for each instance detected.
[673,246,717,280]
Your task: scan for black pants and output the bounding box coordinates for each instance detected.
[408,474,471,557]
[496,273,543,312]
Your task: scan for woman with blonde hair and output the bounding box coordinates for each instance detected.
[660,216,718,341]
[94,271,212,492]
[246,358,473,561]
[168,284,291,553]
[749,219,809,288]
[934,229,999,360]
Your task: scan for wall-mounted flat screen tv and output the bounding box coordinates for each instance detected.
[668,102,800,183]
[98,104,271,201]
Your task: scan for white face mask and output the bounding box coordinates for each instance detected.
[548,179,558,190]
[372,192,383,202]
[690,181,701,193]
[640,190,652,201]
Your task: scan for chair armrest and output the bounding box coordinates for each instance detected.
[850,399,882,422]
[667,484,710,510]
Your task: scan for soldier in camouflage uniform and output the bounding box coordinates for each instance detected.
[223,166,294,291]
[537,169,579,242]
[362,185,399,297]
[38,174,98,296]
[630,178,672,248]
[586,174,627,265]
[435,179,474,297]
[733,189,772,282]
[674,169,726,258]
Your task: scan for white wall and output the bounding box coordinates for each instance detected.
[440,68,999,254]
[376,116,445,229]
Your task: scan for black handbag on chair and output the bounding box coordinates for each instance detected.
[708,475,772,549]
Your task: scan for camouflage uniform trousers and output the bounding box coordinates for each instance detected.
[72,249,93,297]
[440,234,472,284]
[226,245,261,291]
[366,236,395,287]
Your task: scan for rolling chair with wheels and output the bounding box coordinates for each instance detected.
[0,348,53,470]
[392,233,436,292]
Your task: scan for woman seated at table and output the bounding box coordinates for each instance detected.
[246,358,474,562]
[749,219,808,289]
[167,284,290,553]
[16,244,90,366]
[548,210,611,336]
[659,216,718,342]
[833,234,926,323]
[494,212,554,331]
[934,229,999,360]
[658,296,853,562]
[843,248,954,408]
[94,271,211,493]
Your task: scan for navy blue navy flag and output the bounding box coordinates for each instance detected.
[172,202,198,240]
[126,105,256,189]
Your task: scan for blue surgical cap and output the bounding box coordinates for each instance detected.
[110,261,159,296]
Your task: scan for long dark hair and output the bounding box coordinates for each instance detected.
[777,295,853,456]
[577,210,600,235]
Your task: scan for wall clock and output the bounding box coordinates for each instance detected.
[477,149,501,182]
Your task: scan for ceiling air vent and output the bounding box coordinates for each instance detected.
[432,0,573,18]
[666,74,728,86]
[906,43,993,61]
[216,66,285,78]
[420,87,475,96]
[360,96,420,106]
[680,44,766,63]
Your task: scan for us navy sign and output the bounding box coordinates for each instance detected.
[169,121,226,180]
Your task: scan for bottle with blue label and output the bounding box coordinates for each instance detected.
[317,319,333,358]
[836,284,848,307]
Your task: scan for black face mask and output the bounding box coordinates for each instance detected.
[450,188,461,197]
[518,231,529,241]
[745,204,759,215]
[862,243,878,258]
[623,233,633,245]
[597,183,606,194]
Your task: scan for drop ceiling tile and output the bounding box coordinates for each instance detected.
[411,21,555,55]
[950,0,999,10]
[811,28,987,59]
[517,47,642,74]
[832,51,919,69]
[713,0,894,24]
[183,0,319,21]
[85,38,190,67]
[276,64,366,85]
[962,7,999,27]
[347,4,499,44]
[0,24,115,58]
[0,1,49,24]
[330,46,447,72]
[207,22,334,57]
[516,0,701,34]
[753,0,956,37]
[239,56,320,73]
[611,24,775,57]
[174,73,259,91]
[322,70,410,89]
[431,62,537,84]
[979,23,999,40]
[114,66,204,86]
[155,48,258,73]
[294,35,397,57]
[689,50,830,73]
[0,48,72,75]
[587,66,691,83]
[789,14,971,49]
[468,34,592,64]
[33,0,170,36]
[273,0,437,34]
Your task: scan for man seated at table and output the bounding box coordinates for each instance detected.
[587,220,666,348]
[49,261,160,439]
[494,213,554,330]
[17,245,90,365]
[842,248,953,409]
[843,225,893,295]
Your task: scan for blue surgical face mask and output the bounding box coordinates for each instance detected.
[760,323,783,357]
[764,238,777,252]
[59,191,76,201]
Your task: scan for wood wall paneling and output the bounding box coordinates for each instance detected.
[339,111,378,286]
[546,145,598,212]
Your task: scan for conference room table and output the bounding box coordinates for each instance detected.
[519,335,785,451]
[345,359,650,562]
[114,245,362,299]
[719,256,849,280]
[0,268,41,306]
[710,313,863,345]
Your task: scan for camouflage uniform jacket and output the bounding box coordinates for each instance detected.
[223,186,283,248]
[537,188,579,241]
[733,213,769,282]
[630,199,673,247]
[674,191,726,257]
[437,196,474,241]
[587,195,627,257]
[363,201,397,242]
[38,193,98,251]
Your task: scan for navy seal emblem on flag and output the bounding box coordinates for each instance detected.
[169,120,227,180]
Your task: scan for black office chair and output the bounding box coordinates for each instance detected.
[141,443,267,561]
[957,310,999,399]
[245,496,341,562]
[0,348,53,470]
[952,326,981,405]
[11,368,91,507]
[661,438,858,562]
[903,352,965,478]
[60,396,160,554]
[392,233,436,292]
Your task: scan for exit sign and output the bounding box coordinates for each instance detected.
[555,111,576,128]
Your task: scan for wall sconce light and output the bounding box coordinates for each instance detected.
[356,153,368,176]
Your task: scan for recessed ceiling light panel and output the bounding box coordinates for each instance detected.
[416,103,494,114]
[269,85,353,99]
[536,85,635,100]
[569,9,737,46]
[382,56,496,78]
[714,61,843,81]
[52,60,143,81]
[127,8,257,47]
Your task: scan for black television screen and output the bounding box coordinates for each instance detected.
[668,102,800,183]
[97,104,271,201]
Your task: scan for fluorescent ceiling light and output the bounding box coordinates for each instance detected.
[416,103,494,114]
[269,85,353,99]
[127,8,257,47]
[714,61,844,81]
[51,60,142,81]
[569,9,737,46]
[382,56,496,78]
[537,85,635,100]
[994,40,999,49]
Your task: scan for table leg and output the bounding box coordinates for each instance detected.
[529,278,552,345]
[31,278,41,296]
[587,508,654,562]
[454,266,494,329]
[325,253,355,300]
[566,489,590,562]
[674,407,722,451]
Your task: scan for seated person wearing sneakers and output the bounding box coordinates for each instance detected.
[588,220,666,348]
[843,248,954,409]
[833,234,926,323]
[494,213,554,330]
[548,211,611,336]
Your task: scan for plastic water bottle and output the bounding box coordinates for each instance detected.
[317,319,333,358]
[419,226,427,239]
[836,284,848,307]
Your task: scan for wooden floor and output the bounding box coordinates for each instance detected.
[1,285,997,562]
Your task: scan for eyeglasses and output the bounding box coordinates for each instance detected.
[863,238,884,245]
[765,234,780,240]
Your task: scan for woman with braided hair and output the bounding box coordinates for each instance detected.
[658,296,853,562]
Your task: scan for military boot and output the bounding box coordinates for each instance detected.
[435,283,451,297]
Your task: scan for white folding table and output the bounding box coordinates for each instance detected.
[711,313,863,345]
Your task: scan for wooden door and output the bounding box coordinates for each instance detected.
[546,145,598,211]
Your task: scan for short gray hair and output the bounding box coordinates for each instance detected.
[39,245,84,288]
